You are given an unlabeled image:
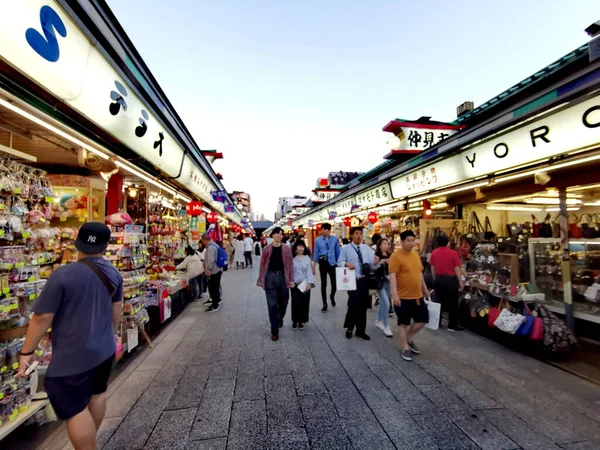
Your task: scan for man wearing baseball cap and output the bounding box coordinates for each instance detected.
[18,222,123,450]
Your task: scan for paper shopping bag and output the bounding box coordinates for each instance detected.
[424,299,441,330]
[336,267,356,291]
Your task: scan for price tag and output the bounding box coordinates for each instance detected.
[79,217,86,222]
[0,392,3,400]
[48,239,55,245]
[40,217,46,223]
[0,204,4,211]
[16,262,24,269]
[9,410,18,421]
[5,263,13,270]
[127,326,139,352]
[31,259,39,265]
[2,288,9,294]
[22,232,31,239]
[14,188,21,194]
[19,406,28,412]
[60,217,67,222]
[45,196,54,203]
[38,257,46,264]
[28,277,36,283]
[12,362,18,370]
[105,252,111,256]
[0,230,5,237]
[29,293,36,300]
[0,366,7,373]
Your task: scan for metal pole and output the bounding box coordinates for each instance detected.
[559,187,575,330]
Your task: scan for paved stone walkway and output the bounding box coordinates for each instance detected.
[37,262,600,449]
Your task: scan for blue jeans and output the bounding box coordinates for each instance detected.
[190,276,201,298]
[377,281,391,328]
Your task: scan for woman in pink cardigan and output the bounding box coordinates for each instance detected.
[257,227,295,341]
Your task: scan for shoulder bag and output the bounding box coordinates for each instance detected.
[79,258,117,298]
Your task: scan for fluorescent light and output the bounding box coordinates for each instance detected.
[431,202,449,209]
[569,183,600,192]
[584,202,600,206]
[202,206,211,213]
[495,154,600,184]
[176,193,192,203]
[486,204,543,212]
[410,181,489,202]
[0,98,109,160]
[524,197,582,205]
[114,160,177,196]
[545,207,581,211]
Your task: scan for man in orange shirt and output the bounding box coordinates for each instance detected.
[389,230,430,362]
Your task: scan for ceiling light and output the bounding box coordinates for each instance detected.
[202,206,211,213]
[114,160,176,196]
[176,193,192,203]
[568,183,600,192]
[524,197,582,205]
[0,98,108,160]
[545,207,581,212]
[410,181,489,202]
[431,203,449,210]
[128,187,138,198]
[486,204,543,212]
[495,153,600,184]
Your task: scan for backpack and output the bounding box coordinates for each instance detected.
[211,243,228,268]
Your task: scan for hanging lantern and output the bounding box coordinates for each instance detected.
[207,211,219,223]
[316,223,322,231]
[343,217,352,227]
[367,211,379,224]
[185,201,203,216]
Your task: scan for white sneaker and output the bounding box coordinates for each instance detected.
[375,321,384,331]
[383,326,393,338]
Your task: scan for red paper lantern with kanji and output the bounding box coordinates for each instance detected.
[316,223,322,231]
[185,201,203,216]
[343,217,352,227]
[367,212,379,224]
[207,211,219,223]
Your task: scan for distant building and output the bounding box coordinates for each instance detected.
[275,195,308,221]
[231,191,252,219]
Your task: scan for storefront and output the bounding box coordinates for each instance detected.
[0,0,246,438]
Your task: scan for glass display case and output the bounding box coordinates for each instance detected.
[529,238,600,321]
[46,175,106,225]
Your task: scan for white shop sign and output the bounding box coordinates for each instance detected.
[354,182,392,208]
[387,126,458,152]
[314,190,340,202]
[391,93,600,198]
[0,1,186,177]
[334,196,356,215]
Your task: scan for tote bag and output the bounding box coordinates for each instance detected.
[424,298,441,330]
[494,309,526,334]
[336,267,356,291]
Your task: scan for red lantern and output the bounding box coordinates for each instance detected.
[343,217,352,227]
[207,211,219,223]
[367,212,378,224]
[316,223,322,231]
[185,201,203,216]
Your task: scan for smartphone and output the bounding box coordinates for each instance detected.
[24,360,39,376]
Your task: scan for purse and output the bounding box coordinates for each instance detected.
[568,214,582,238]
[579,214,596,239]
[487,298,508,328]
[530,316,544,341]
[515,305,535,337]
[494,308,526,334]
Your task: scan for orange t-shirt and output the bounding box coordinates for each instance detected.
[388,249,423,299]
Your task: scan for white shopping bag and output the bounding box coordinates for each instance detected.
[336,267,357,291]
[424,298,441,330]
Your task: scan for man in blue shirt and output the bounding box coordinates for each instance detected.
[18,222,123,450]
[311,223,341,312]
[338,227,377,340]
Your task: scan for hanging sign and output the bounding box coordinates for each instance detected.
[211,190,227,203]
[383,119,461,155]
[353,182,391,209]
[224,204,235,213]
[313,190,340,202]
[185,201,203,216]
[328,211,337,220]
[327,172,361,189]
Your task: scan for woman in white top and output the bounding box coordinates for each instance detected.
[291,240,315,330]
[234,234,246,269]
[176,246,204,298]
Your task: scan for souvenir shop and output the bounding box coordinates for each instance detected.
[0,1,244,439]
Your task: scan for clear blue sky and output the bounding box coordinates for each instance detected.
[106,0,598,219]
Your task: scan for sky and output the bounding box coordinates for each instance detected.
[106,0,599,220]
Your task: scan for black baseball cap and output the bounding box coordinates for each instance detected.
[75,222,111,254]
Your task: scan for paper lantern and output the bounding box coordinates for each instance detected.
[207,211,219,223]
[316,223,322,231]
[343,217,352,226]
[185,201,203,216]
[367,212,378,224]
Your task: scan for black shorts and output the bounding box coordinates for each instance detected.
[394,299,429,326]
[44,354,114,420]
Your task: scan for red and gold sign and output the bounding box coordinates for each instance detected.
[186,201,203,216]
[367,212,379,224]
[207,211,219,223]
[343,217,352,227]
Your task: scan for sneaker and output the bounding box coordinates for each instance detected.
[299,323,305,330]
[321,306,328,313]
[206,305,220,313]
[408,341,420,354]
[218,298,224,304]
[402,349,413,362]
[345,330,353,339]
[292,323,298,331]
[447,325,465,332]
[331,298,336,307]
[383,326,393,338]
[203,299,212,305]
[375,321,384,331]
[271,335,279,341]
[356,333,371,341]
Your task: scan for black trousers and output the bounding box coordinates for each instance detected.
[291,287,310,324]
[244,251,253,267]
[208,271,222,308]
[344,277,369,335]
[319,261,337,306]
[433,275,459,328]
[265,272,289,336]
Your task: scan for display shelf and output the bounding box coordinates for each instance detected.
[0,398,48,441]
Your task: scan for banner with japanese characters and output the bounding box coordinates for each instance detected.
[353,182,392,209]
[313,190,340,202]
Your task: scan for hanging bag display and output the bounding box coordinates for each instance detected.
[536,303,577,353]
[579,214,596,239]
[494,308,526,334]
[530,315,544,341]
[487,298,507,328]
[568,214,582,238]
[515,304,535,337]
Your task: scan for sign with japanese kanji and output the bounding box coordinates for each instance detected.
[313,190,340,202]
[387,126,459,152]
[327,172,361,189]
[390,158,462,199]
[334,196,356,215]
[353,182,391,209]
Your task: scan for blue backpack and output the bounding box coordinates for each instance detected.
[211,243,228,268]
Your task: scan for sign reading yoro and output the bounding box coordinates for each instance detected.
[0,0,183,177]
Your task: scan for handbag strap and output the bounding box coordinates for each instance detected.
[78,258,116,298]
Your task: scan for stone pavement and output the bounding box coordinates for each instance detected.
[36,260,600,449]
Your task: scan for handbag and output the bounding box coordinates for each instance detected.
[515,305,535,337]
[494,308,526,334]
[530,316,544,341]
[487,298,507,328]
[507,222,523,236]
[568,214,582,238]
[536,303,577,353]
[579,214,596,239]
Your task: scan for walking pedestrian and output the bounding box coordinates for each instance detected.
[254,237,262,256]
[17,223,122,450]
[234,234,246,269]
[203,233,223,312]
[374,238,393,337]
[226,236,236,268]
[338,227,377,340]
[430,234,465,331]
[176,246,204,299]
[257,227,295,341]
[371,233,381,251]
[311,223,340,312]
[291,240,314,330]
[244,234,254,268]
[389,230,430,362]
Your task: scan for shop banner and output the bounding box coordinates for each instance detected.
[353,182,392,209]
[313,189,340,202]
[391,93,600,198]
[334,196,356,215]
[327,172,361,189]
[386,126,459,153]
